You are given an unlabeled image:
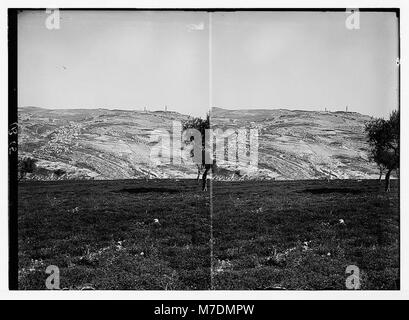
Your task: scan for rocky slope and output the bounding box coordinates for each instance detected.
[17,106,379,181]
[212,107,378,180]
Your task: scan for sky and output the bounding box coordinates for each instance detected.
[18,10,399,118]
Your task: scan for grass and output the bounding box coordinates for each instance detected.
[17,179,399,290]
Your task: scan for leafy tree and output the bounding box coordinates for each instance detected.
[365,110,399,191]
[182,113,213,190]
[182,113,210,145]
[54,169,66,177]
[182,113,210,159]
[18,157,37,180]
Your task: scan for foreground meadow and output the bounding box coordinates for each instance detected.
[18,179,399,290]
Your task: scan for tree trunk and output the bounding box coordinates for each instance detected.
[385,169,392,192]
[378,168,383,182]
[202,167,209,191]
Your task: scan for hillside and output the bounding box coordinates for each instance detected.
[211,107,378,180]
[18,107,194,180]
[17,106,379,180]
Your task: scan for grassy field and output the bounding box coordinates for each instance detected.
[17,179,399,290]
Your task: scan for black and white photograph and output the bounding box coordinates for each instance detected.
[8,7,401,293]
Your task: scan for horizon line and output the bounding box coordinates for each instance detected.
[18,105,380,118]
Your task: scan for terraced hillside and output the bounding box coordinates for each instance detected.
[18,107,194,180]
[212,107,378,180]
[18,106,379,180]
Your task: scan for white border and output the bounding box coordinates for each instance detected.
[0,0,407,300]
